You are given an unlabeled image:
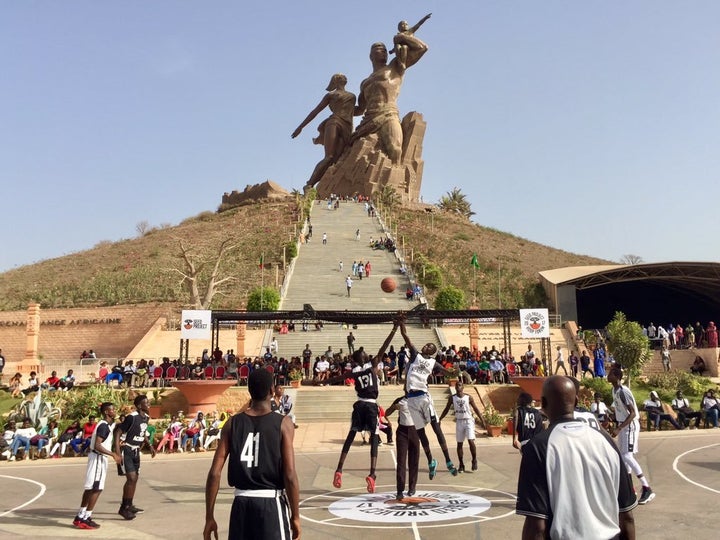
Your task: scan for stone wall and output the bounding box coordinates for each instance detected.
[0,304,172,365]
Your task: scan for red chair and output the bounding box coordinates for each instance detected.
[165,366,177,386]
[179,366,190,380]
[506,363,518,381]
[238,364,250,385]
[152,366,164,388]
[204,366,215,380]
[215,366,226,379]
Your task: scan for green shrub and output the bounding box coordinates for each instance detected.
[646,370,710,399]
[247,286,281,311]
[580,377,613,405]
[434,286,467,310]
[285,241,298,259]
[46,384,130,421]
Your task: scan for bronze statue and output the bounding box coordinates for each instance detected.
[389,13,431,71]
[292,73,356,189]
[351,14,431,164]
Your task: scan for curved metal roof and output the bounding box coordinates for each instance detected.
[540,262,720,294]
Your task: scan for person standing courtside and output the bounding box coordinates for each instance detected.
[516,376,637,539]
[609,365,655,504]
[512,392,544,453]
[385,395,420,500]
[204,368,300,540]
[73,402,122,529]
[115,394,156,520]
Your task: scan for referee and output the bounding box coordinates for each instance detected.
[516,376,637,539]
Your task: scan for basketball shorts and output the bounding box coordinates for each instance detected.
[230,490,291,540]
[407,393,437,430]
[84,452,109,490]
[350,400,379,433]
[455,418,476,442]
[617,422,639,455]
[120,446,141,475]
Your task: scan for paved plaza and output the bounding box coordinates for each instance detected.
[1,425,719,539]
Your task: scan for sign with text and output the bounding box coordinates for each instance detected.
[519,308,550,338]
[180,310,211,340]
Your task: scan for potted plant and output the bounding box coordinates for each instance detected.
[289,368,303,388]
[444,366,459,387]
[482,406,505,437]
[147,390,162,418]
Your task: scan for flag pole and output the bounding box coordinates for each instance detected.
[260,252,265,310]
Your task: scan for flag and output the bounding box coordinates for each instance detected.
[471,253,480,268]
[259,254,264,269]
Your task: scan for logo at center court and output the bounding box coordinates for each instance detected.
[328,490,491,523]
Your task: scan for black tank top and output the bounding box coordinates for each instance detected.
[516,406,543,442]
[227,412,285,490]
[354,367,379,400]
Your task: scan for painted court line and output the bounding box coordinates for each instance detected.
[672,442,720,494]
[0,475,47,518]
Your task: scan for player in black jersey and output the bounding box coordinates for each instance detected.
[204,368,300,540]
[114,394,156,520]
[512,392,544,453]
[332,321,399,494]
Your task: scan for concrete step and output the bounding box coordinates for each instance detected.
[270,324,440,362]
[292,384,453,423]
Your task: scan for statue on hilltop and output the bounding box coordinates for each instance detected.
[293,14,432,202]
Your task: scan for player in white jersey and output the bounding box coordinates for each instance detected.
[399,320,458,478]
[439,381,484,473]
[608,366,655,505]
[73,402,122,529]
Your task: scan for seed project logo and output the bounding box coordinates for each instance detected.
[328,491,491,523]
[184,318,207,330]
[522,310,548,337]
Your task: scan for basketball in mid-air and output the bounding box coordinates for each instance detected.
[381,277,397,293]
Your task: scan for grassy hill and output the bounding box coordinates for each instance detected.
[0,197,609,312]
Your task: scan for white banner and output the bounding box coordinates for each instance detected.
[181,310,212,340]
[519,308,550,338]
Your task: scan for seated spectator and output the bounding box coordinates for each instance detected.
[643,391,683,430]
[70,416,98,456]
[590,393,612,430]
[691,356,706,376]
[180,412,206,452]
[49,420,81,458]
[22,371,40,396]
[9,372,23,398]
[122,360,136,387]
[191,359,205,380]
[490,358,505,383]
[287,321,296,332]
[9,418,37,461]
[405,287,414,300]
[156,415,183,453]
[272,386,297,428]
[106,361,124,386]
[315,357,330,383]
[204,412,229,449]
[41,370,62,391]
[702,389,720,428]
[3,421,16,459]
[134,359,149,388]
[672,390,703,429]
[59,369,75,390]
[32,419,58,458]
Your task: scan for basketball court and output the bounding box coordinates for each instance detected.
[1,427,719,539]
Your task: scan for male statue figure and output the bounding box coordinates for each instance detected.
[351,15,430,164]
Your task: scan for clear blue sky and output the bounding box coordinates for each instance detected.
[2,1,719,272]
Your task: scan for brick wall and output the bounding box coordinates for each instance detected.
[0,304,172,364]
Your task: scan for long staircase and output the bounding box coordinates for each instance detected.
[274,200,442,423]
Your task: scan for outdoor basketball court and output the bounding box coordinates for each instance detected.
[1,429,719,539]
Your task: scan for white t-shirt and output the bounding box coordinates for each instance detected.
[316,360,330,373]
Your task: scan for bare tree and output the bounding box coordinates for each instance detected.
[620,254,643,265]
[136,220,151,237]
[172,238,238,309]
